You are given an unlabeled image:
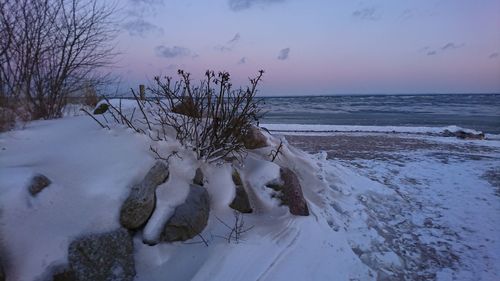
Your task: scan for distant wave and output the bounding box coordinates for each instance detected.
[261,123,500,139]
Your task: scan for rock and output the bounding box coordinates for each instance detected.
[455,130,485,140]
[231,169,243,186]
[92,103,108,115]
[230,186,253,213]
[28,173,51,196]
[243,126,268,149]
[229,170,252,213]
[266,168,309,216]
[52,268,76,281]
[161,184,210,242]
[39,264,76,281]
[443,129,485,140]
[193,167,204,186]
[68,228,135,281]
[120,161,169,230]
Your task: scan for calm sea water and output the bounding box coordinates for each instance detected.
[260,94,500,134]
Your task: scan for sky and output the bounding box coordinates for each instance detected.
[113,0,500,96]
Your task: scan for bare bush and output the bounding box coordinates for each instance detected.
[82,82,100,107]
[90,70,264,163]
[0,0,117,121]
[149,70,264,162]
[0,107,16,131]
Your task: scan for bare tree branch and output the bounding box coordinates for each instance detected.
[0,0,117,122]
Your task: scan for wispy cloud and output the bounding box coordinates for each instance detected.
[422,42,465,56]
[123,19,163,37]
[129,0,163,5]
[214,46,232,52]
[489,52,499,59]
[441,42,465,51]
[238,57,247,64]
[155,45,194,58]
[228,0,286,11]
[352,7,380,21]
[228,33,241,44]
[277,48,290,60]
[215,33,241,52]
[126,0,164,17]
[399,9,414,21]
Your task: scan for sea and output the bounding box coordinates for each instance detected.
[260,93,500,134]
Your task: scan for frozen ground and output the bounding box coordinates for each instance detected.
[287,133,500,280]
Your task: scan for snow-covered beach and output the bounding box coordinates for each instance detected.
[285,132,500,280]
[1,112,499,281]
[1,0,498,279]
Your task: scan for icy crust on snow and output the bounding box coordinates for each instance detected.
[262,123,489,136]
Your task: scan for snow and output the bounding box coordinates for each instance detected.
[1,111,499,281]
[0,116,154,280]
[240,156,282,214]
[142,148,197,244]
[203,164,236,212]
[284,132,500,280]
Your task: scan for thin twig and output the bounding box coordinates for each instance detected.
[80,108,109,129]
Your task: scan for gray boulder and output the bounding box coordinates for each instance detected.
[120,161,169,230]
[266,168,309,216]
[243,126,268,149]
[161,184,210,242]
[68,228,135,281]
[229,170,252,213]
[28,174,51,196]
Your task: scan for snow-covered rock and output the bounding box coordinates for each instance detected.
[120,161,169,230]
[161,184,210,242]
[266,168,309,216]
[68,228,135,281]
[229,169,252,213]
[27,173,51,196]
[243,126,268,149]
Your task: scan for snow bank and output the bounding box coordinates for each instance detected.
[0,116,155,280]
[0,113,388,281]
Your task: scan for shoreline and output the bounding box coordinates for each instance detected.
[261,123,500,138]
